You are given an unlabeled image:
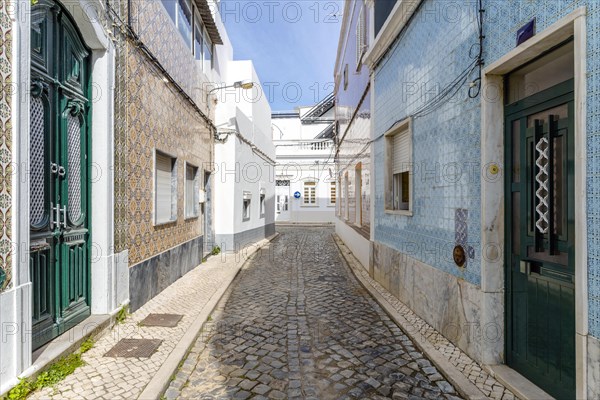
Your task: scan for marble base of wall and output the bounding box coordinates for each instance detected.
[0,282,32,395]
[589,334,600,399]
[215,223,276,252]
[370,240,484,362]
[129,235,203,311]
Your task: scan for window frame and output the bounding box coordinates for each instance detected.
[259,189,266,218]
[160,0,211,66]
[328,181,337,207]
[154,149,178,226]
[343,64,349,90]
[193,9,204,62]
[242,191,252,221]
[384,117,413,216]
[184,162,199,220]
[302,180,317,206]
[356,4,367,70]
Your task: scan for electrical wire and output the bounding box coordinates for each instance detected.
[469,0,485,99]
[352,0,486,146]
[104,1,216,133]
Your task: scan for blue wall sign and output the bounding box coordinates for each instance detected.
[294,191,301,199]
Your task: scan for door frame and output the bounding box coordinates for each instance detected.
[480,7,587,398]
[10,0,120,377]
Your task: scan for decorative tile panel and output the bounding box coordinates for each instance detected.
[0,1,12,291]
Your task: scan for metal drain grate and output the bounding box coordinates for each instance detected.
[104,339,162,358]
[139,313,183,327]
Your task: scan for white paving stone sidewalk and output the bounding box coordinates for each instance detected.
[333,235,518,400]
[30,237,273,400]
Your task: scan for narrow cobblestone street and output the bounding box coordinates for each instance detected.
[166,227,461,400]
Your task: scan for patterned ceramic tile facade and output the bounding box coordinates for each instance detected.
[123,44,212,265]
[110,1,213,266]
[112,0,130,253]
[131,0,212,113]
[373,0,600,339]
[373,0,482,285]
[0,2,12,292]
[483,0,600,340]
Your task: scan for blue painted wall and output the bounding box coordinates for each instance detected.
[373,0,600,338]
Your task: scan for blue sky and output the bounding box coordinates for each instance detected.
[219,0,343,111]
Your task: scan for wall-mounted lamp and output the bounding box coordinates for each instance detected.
[206,80,255,106]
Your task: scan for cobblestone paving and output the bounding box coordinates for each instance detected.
[30,238,271,400]
[332,236,517,400]
[166,227,462,399]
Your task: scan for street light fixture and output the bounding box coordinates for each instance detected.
[206,80,255,105]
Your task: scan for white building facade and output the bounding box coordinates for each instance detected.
[272,97,337,224]
[213,59,276,251]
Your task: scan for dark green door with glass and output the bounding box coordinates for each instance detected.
[30,0,91,350]
[505,78,575,399]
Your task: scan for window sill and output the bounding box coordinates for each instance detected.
[300,205,319,208]
[384,209,413,217]
[184,214,199,221]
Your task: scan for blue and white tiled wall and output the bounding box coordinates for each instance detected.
[374,0,600,339]
[483,0,600,341]
[373,0,482,285]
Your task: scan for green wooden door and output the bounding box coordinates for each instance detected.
[30,0,91,350]
[505,79,575,399]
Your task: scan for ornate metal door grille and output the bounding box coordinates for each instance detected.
[30,96,46,227]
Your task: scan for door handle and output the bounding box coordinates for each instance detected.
[50,202,56,229]
[61,205,68,229]
[50,202,62,236]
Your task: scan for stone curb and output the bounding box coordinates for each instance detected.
[137,233,280,400]
[331,234,488,400]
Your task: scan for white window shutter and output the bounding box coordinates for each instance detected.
[156,153,173,223]
[392,130,410,174]
[185,165,195,217]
